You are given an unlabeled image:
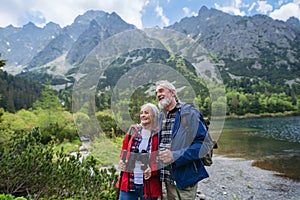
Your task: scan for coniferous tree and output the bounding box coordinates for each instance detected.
[0,53,6,71]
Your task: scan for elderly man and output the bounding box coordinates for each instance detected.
[155,80,210,200]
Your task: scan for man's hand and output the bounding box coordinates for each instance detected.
[159,149,174,164]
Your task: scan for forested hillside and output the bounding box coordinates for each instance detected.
[0,7,300,116]
[0,70,43,113]
[92,48,300,117]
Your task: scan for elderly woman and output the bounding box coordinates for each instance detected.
[117,103,162,200]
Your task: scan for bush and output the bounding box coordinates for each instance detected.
[0,194,25,200]
[96,111,123,137]
[14,197,27,200]
[0,128,118,199]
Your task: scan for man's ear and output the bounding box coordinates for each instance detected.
[171,90,176,97]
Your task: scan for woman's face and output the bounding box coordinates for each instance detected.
[140,106,152,128]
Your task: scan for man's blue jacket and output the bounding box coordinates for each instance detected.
[158,102,210,189]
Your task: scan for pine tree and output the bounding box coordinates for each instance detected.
[0,53,6,71]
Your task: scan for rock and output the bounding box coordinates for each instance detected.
[196,155,300,200]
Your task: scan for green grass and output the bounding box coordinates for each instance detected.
[89,136,124,166]
[54,138,82,154]
[58,135,124,167]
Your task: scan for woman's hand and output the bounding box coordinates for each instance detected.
[144,166,152,180]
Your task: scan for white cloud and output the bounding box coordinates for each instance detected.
[269,2,300,21]
[155,5,170,27]
[248,2,257,14]
[0,0,148,29]
[214,3,246,16]
[256,1,273,14]
[233,0,243,7]
[183,7,190,15]
[278,0,284,6]
[182,7,197,17]
[19,9,46,27]
[214,0,249,16]
[1,0,300,29]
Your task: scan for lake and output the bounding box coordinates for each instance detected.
[214,115,300,181]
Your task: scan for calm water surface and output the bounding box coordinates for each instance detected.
[215,116,300,181]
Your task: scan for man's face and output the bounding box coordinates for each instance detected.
[155,86,173,109]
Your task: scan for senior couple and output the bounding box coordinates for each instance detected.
[117,80,211,200]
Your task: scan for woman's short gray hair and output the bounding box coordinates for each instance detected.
[141,103,159,129]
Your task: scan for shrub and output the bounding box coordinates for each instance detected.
[0,128,118,199]
[96,111,123,137]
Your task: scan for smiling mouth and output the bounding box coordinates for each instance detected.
[158,96,164,101]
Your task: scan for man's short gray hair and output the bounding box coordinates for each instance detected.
[155,80,176,92]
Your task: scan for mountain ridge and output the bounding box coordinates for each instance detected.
[0,6,299,88]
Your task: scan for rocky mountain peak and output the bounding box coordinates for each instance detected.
[23,22,38,29]
[0,7,299,88]
[73,10,106,24]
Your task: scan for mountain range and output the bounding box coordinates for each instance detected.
[0,6,299,89]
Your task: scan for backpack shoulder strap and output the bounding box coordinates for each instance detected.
[179,109,194,147]
[180,106,214,147]
[181,114,190,135]
[127,124,142,142]
[179,102,198,136]
[128,125,138,141]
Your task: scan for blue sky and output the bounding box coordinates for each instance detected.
[0,0,299,29]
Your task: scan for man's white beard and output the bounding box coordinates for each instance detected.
[158,95,173,110]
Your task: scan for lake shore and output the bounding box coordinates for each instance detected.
[196,155,300,200]
[225,111,300,119]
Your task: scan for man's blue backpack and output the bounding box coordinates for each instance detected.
[181,109,218,166]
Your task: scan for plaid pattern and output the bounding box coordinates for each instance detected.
[129,127,142,152]
[128,128,141,191]
[127,126,153,191]
[159,103,181,185]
